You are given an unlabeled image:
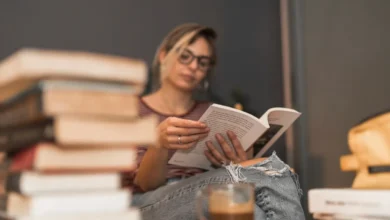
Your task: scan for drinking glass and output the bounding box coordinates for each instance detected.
[195,183,255,220]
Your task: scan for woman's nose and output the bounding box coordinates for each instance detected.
[188,59,198,70]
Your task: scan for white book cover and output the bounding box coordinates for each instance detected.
[7,190,132,217]
[309,188,390,217]
[14,208,141,220]
[313,212,390,220]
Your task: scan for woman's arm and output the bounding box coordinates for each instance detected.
[134,117,209,191]
[134,146,169,191]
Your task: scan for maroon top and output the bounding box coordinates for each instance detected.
[123,97,212,192]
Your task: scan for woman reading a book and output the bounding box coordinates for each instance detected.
[127,23,305,220]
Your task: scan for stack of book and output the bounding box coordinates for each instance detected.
[309,111,390,219]
[0,48,158,220]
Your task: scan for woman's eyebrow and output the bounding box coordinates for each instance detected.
[184,48,211,58]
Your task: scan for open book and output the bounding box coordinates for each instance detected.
[168,104,301,170]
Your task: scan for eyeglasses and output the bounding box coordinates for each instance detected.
[177,49,213,72]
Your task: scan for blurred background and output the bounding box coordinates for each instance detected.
[0,0,287,158]
[1,0,390,218]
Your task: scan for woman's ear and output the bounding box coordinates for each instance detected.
[159,50,167,64]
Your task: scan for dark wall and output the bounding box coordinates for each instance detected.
[291,0,390,216]
[304,0,390,189]
[0,1,285,158]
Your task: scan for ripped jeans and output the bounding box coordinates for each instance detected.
[132,152,305,220]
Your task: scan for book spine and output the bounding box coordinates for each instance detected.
[0,89,44,129]
[0,171,6,195]
[0,120,55,153]
[10,145,38,172]
[368,165,390,173]
[0,159,11,195]
[0,194,7,212]
[5,172,21,194]
[0,158,11,171]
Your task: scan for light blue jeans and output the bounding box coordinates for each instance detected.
[132,152,305,220]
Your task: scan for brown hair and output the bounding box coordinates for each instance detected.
[151,23,218,91]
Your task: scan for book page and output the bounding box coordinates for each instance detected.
[168,104,267,170]
[254,107,301,158]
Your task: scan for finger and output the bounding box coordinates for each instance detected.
[169,142,195,150]
[246,145,254,159]
[167,133,208,144]
[227,130,247,161]
[215,133,238,162]
[204,150,223,167]
[206,141,228,163]
[166,126,210,136]
[168,117,207,128]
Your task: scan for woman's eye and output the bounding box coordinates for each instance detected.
[199,61,210,68]
[180,53,190,60]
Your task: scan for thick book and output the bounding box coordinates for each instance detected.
[0,190,131,217]
[0,114,157,153]
[308,188,390,217]
[8,143,137,173]
[0,48,147,102]
[1,171,123,195]
[312,212,389,220]
[0,208,141,220]
[0,79,140,128]
[169,104,301,170]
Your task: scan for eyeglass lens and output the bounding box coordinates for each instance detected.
[178,49,212,71]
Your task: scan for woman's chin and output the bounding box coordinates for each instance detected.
[175,82,197,92]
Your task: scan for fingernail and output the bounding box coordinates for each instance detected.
[215,133,221,139]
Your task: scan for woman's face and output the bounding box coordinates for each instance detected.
[163,37,213,92]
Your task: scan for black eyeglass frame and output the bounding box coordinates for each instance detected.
[176,48,214,72]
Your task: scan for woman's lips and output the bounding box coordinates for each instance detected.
[180,74,195,82]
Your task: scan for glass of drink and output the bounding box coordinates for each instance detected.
[195,183,254,220]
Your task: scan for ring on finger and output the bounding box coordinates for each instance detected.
[177,135,182,144]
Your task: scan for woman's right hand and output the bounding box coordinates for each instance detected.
[157,117,210,150]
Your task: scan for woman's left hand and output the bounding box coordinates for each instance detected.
[204,130,250,167]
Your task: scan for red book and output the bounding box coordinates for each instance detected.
[10,143,137,173]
